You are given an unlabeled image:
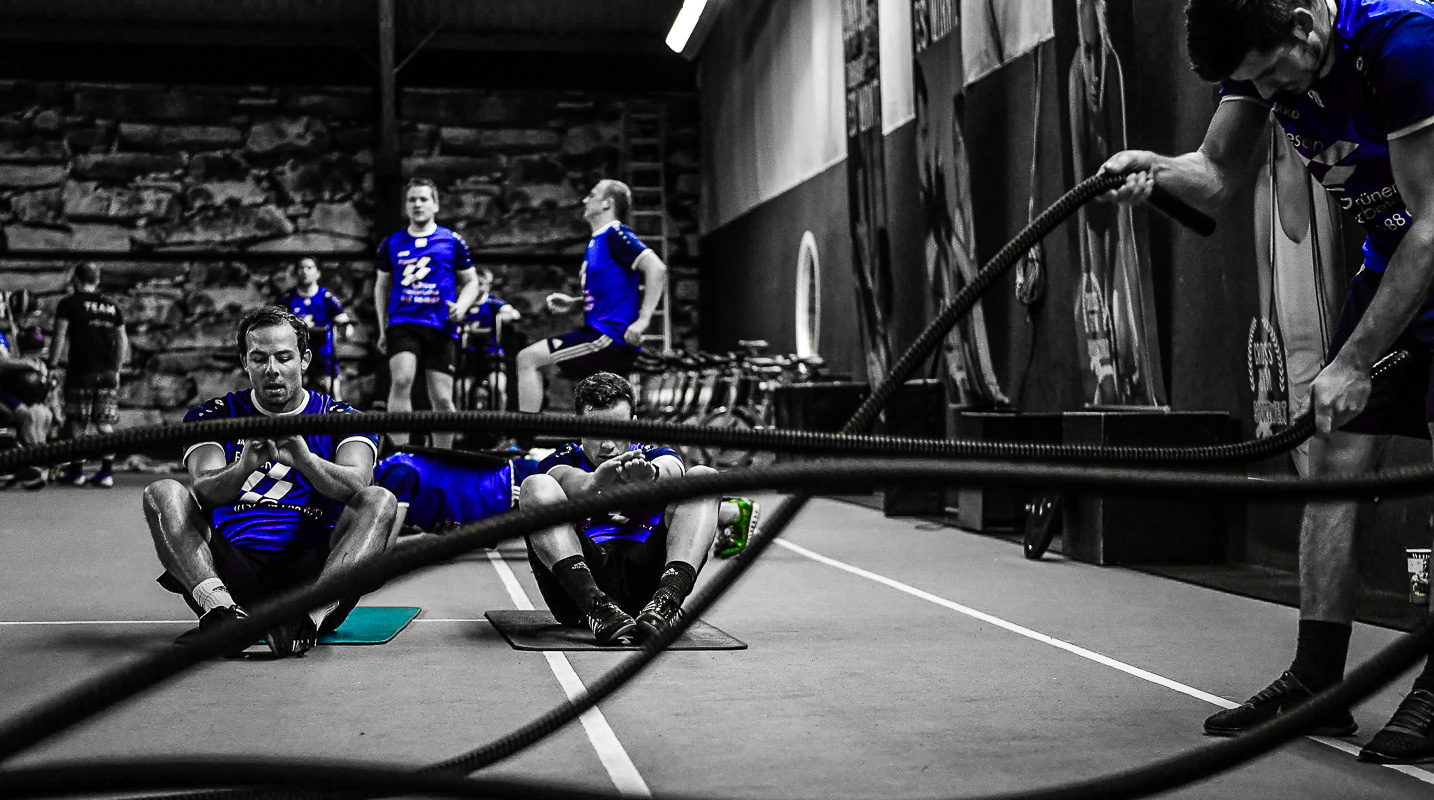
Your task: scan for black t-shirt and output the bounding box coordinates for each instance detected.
[55,291,125,375]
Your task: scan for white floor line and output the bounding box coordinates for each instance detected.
[775,538,1434,787]
[483,549,651,798]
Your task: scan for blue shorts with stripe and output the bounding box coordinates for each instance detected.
[546,326,639,379]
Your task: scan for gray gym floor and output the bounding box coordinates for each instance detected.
[2,477,1433,798]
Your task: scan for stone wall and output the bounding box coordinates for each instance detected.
[0,81,700,422]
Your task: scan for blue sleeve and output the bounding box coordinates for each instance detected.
[537,443,582,474]
[605,225,650,269]
[375,235,393,272]
[0,330,9,351]
[181,396,233,461]
[1369,16,1434,137]
[452,231,474,272]
[643,445,682,465]
[327,400,381,455]
[324,290,345,318]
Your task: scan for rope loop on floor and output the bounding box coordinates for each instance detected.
[3,174,1422,800]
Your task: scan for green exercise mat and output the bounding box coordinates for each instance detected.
[485,609,746,651]
[175,606,421,646]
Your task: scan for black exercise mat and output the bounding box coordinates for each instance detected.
[485,610,746,651]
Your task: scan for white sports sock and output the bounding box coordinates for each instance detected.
[191,578,235,614]
[310,600,340,632]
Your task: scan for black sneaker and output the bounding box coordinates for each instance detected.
[266,616,318,658]
[635,591,682,642]
[1359,689,1434,763]
[583,597,637,646]
[196,605,253,658]
[1204,671,1357,737]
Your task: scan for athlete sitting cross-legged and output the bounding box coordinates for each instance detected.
[522,371,721,645]
[144,307,396,658]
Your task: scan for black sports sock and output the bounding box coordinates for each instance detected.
[100,454,115,474]
[551,555,604,609]
[1412,654,1434,695]
[655,561,698,603]
[1290,619,1352,692]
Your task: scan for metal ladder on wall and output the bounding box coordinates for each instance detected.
[623,106,673,353]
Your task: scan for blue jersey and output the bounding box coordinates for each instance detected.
[581,222,650,344]
[285,286,345,359]
[536,441,680,544]
[462,293,510,354]
[182,390,380,551]
[376,451,538,530]
[376,225,474,337]
[0,330,8,352]
[1221,0,1434,271]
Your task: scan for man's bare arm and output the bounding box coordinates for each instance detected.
[188,441,265,509]
[1102,97,1271,213]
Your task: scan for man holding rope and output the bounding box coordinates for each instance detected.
[1104,0,1434,763]
[143,307,396,659]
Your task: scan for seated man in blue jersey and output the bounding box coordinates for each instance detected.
[458,268,521,413]
[1106,0,1434,763]
[144,307,397,658]
[284,257,352,400]
[520,371,718,645]
[515,180,667,413]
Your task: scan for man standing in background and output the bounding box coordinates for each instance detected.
[374,178,479,450]
[285,257,352,401]
[50,262,128,489]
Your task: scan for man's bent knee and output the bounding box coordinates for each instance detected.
[350,485,398,518]
[143,478,190,513]
[521,472,566,505]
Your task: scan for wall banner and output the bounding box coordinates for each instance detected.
[843,0,895,383]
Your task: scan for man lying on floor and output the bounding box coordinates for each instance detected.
[520,371,747,645]
[144,306,397,658]
[375,446,756,557]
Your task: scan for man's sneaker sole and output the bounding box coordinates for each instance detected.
[1204,716,1357,738]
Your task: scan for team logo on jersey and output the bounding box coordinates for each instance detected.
[415,238,427,248]
[1247,317,1289,438]
[401,257,433,287]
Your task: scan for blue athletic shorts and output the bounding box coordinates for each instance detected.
[1327,267,1434,439]
[546,327,639,380]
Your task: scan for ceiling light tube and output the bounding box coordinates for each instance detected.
[666,0,709,53]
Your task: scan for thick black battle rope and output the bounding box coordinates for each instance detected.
[4,174,1410,800]
[4,618,1432,800]
[0,342,1407,476]
[4,458,1434,773]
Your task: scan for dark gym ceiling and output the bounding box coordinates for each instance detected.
[0,0,695,91]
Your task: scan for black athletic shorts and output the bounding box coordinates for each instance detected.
[527,525,669,626]
[387,323,457,374]
[1327,267,1434,439]
[157,534,358,632]
[547,327,639,380]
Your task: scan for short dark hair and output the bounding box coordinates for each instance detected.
[236,306,309,359]
[573,371,636,415]
[405,177,440,204]
[599,180,632,223]
[73,261,101,286]
[1186,0,1310,82]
